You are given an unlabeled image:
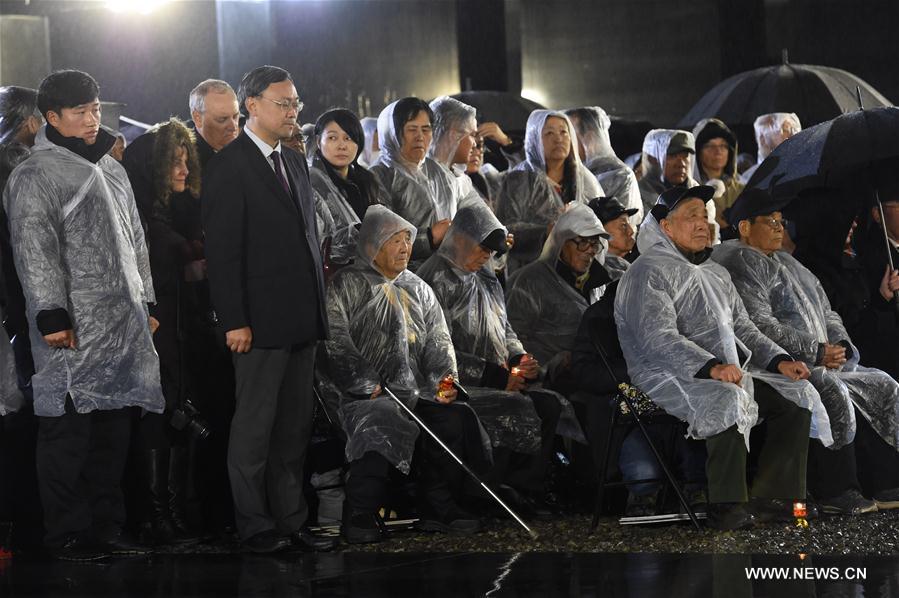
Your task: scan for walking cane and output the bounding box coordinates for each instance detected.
[874,189,899,316]
[381,386,539,539]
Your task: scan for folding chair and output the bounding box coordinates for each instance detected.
[588,342,701,531]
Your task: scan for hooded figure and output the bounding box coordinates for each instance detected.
[359,116,379,168]
[4,125,163,417]
[637,129,699,217]
[309,109,388,267]
[370,98,482,269]
[692,118,744,227]
[565,106,643,227]
[618,208,827,445]
[417,203,545,453]
[323,205,488,539]
[739,112,802,185]
[506,204,611,384]
[495,110,603,273]
[713,239,899,451]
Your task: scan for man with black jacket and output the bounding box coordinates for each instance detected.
[202,65,334,554]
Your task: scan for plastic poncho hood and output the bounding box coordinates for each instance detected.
[428,96,477,168]
[567,106,644,225]
[360,116,380,167]
[356,204,417,270]
[539,203,609,265]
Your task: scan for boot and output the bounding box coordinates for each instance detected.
[168,446,202,544]
[138,449,178,546]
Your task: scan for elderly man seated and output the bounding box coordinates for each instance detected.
[506,204,612,391]
[615,185,828,530]
[714,190,899,513]
[588,196,639,282]
[323,206,486,543]
[418,202,566,516]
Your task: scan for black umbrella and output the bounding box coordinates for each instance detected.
[744,106,899,312]
[449,91,545,135]
[678,62,892,130]
[745,106,899,201]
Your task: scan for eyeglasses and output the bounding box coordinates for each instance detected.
[757,217,788,230]
[703,141,730,152]
[568,236,601,251]
[258,96,304,113]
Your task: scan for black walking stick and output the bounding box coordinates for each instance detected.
[874,189,899,317]
[381,385,539,539]
[588,335,701,530]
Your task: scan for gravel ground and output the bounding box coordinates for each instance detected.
[345,511,899,556]
[156,510,899,556]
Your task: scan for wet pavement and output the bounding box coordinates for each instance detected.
[1,551,896,597]
[4,512,899,596]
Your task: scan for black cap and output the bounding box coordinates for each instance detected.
[480,228,509,256]
[588,196,638,224]
[727,187,788,226]
[651,185,716,221]
[666,131,695,155]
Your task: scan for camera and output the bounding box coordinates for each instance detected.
[170,400,211,440]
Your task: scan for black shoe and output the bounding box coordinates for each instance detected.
[243,530,290,554]
[342,511,384,545]
[48,535,110,562]
[495,485,553,521]
[819,489,878,515]
[288,528,339,552]
[706,502,755,531]
[99,533,152,556]
[416,508,483,535]
[749,497,799,523]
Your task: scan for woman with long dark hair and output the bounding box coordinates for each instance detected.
[122,118,203,546]
[310,109,387,269]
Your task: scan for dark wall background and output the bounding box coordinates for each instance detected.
[0,0,896,130]
[268,0,459,121]
[0,0,219,124]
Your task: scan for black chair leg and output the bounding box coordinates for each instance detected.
[625,401,700,530]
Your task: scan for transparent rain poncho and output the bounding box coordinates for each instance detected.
[417,202,542,452]
[359,116,379,168]
[567,106,643,227]
[615,213,829,446]
[323,205,465,471]
[740,113,802,185]
[507,204,608,374]
[495,110,603,272]
[309,156,388,265]
[713,240,899,449]
[637,129,700,217]
[0,305,23,416]
[3,126,163,417]
[370,100,482,268]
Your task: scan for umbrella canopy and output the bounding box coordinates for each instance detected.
[678,63,893,130]
[449,91,545,135]
[745,106,899,204]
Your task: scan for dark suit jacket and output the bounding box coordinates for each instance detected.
[202,130,327,348]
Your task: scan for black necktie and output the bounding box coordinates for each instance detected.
[270,150,291,197]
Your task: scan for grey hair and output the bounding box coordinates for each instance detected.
[189,79,235,115]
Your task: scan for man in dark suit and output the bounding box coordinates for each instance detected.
[202,65,335,553]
